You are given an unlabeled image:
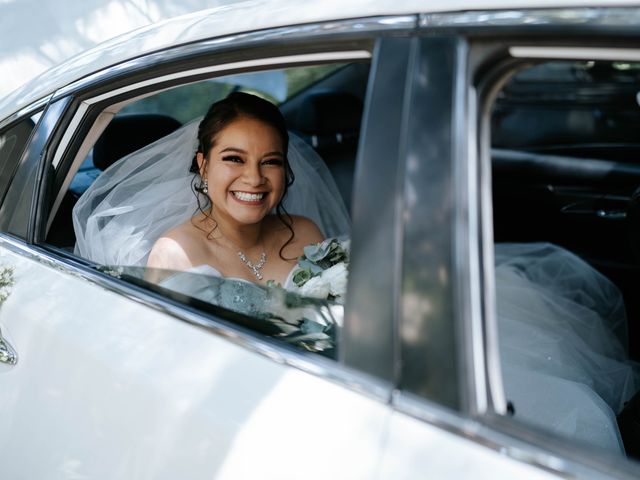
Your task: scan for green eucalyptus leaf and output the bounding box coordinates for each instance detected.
[292,268,312,287]
[297,258,324,274]
[266,279,281,288]
[303,240,332,262]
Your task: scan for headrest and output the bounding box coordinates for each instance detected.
[296,91,363,136]
[93,114,182,170]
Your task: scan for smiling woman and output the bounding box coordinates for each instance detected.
[146,92,324,286]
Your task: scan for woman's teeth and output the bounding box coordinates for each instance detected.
[233,191,265,202]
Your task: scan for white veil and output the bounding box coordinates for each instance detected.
[72,117,350,266]
[495,242,639,453]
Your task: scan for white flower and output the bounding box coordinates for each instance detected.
[320,262,348,298]
[299,275,331,299]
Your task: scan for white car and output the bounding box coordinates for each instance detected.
[1,1,640,478]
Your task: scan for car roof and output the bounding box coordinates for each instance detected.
[1,0,639,122]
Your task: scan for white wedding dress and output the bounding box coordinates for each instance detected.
[495,242,639,454]
[72,117,639,454]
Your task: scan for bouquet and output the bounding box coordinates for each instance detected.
[290,237,350,303]
[262,237,350,353]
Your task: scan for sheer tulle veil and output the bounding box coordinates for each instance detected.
[72,117,351,266]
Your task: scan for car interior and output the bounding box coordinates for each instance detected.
[492,60,640,354]
[491,59,640,457]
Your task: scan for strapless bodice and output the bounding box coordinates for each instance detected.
[186,264,297,290]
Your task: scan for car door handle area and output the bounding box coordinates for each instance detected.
[0,327,17,365]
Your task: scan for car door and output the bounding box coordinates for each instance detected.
[0,21,407,480]
[375,8,640,480]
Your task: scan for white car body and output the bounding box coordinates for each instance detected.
[1,1,640,479]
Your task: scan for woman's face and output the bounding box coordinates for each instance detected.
[197,115,286,227]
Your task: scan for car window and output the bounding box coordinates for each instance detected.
[490,59,640,458]
[47,62,367,359]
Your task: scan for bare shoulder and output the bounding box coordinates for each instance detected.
[290,215,324,245]
[263,215,325,259]
[269,215,324,260]
[147,223,195,270]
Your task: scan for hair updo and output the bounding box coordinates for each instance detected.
[190,91,293,184]
[190,91,296,256]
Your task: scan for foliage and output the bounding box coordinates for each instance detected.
[290,237,350,302]
[0,266,14,305]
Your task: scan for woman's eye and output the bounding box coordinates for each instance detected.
[263,158,284,166]
[222,155,243,163]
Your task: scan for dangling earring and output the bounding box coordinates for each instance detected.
[201,179,208,194]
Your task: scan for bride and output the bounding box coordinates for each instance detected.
[144,92,323,286]
[73,91,638,455]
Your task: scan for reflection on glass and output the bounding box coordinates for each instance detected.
[100,266,342,358]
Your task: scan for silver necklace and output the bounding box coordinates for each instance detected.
[237,251,267,280]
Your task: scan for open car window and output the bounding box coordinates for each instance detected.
[47,61,367,359]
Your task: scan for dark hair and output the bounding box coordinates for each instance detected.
[190,92,296,258]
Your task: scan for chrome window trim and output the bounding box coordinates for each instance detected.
[420,7,640,28]
[51,102,89,169]
[477,85,506,417]
[510,46,640,61]
[0,233,393,403]
[53,15,417,100]
[85,51,371,105]
[0,94,51,131]
[453,74,497,416]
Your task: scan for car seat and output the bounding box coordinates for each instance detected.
[47,113,182,249]
[93,114,182,171]
[293,91,363,213]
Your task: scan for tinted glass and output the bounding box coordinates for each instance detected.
[0,116,37,204]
